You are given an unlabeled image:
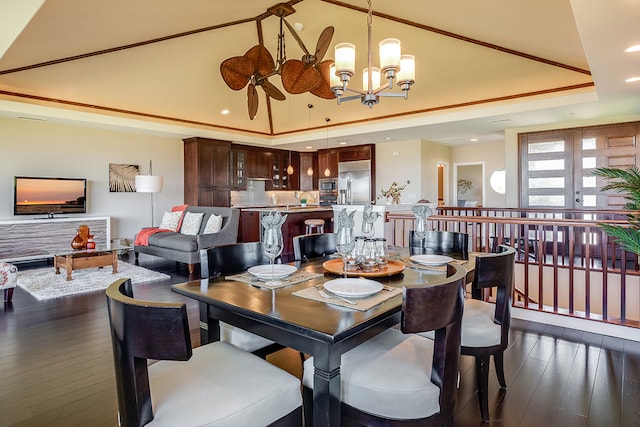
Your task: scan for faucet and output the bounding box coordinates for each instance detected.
[294,191,299,206]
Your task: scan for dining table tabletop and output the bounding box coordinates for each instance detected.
[171,248,476,426]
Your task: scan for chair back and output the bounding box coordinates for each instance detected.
[200,242,271,278]
[106,278,192,427]
[409,230,469,260]
[292,233,337,261]
[401,263,466,420]
[471,244,516,347]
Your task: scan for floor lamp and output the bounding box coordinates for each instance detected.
[135,160,163,227]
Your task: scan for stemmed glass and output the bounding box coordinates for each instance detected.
[335,208,356,277]
[263,227,284,286]
[412,204,432,254]
[261,211,287,286]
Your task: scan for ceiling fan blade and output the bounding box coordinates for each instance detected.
[314,27,334,62]
[220,56,253,90]
[261,79,286,101]
[281,60,321,94]
[310,60,336,99]
[244,45,275,77]
[247,84,259,120]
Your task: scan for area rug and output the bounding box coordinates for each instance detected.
[17,261,170,301]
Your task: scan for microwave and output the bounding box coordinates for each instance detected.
[319,178,337,192]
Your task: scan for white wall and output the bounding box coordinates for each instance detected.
[0,117,184,241]
[451,141,506,207]
[375,139,422,204]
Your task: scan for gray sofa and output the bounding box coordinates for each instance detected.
[134,206,239,275]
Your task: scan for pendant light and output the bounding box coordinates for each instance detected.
[323,118,331,177]
[286,150,294,175]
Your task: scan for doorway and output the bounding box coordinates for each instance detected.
[454,162,484,207]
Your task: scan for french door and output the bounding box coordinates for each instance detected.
[520,122,640,210]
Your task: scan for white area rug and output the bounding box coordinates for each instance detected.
[17,261,170,300]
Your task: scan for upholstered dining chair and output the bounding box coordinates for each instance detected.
[302,263,466,426]
[200,242,284,358]
[105,278,302,427]
[292,232,337,261]
[409,230,470,260]
[460,244,516,422]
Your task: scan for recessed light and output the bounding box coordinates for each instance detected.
[385,137,392,141]
[470,138,478,142]
[305,146,312,149]
[221,109,230,115]
[625,45,640,53]
[625,77,640,83]
[339,141,347,145]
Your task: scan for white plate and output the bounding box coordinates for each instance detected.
[324,278,383,298]
[410,254,453,266]
[248,264,297,280]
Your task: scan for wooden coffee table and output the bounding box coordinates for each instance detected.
[53,244,130,281]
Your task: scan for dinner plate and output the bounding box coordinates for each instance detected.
[247,264,297,280]
[410,254,454,266]
[324,278,383,298]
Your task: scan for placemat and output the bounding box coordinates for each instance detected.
[225,270,324,290]
[403,257,472,272]
[293,284,402,311]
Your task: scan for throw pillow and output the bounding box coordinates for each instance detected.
[159,211,183,232]
[180,212,204,235]
[203,214,223,234]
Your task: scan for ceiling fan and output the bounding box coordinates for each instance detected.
[220,44,286,120]
[219,3,335,119]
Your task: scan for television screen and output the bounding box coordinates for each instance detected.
[14,176,87,216]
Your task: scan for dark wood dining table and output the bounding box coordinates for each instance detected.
[171,250,475,426]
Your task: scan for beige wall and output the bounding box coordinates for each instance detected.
[0,117,184,241]
[451,141,505,207]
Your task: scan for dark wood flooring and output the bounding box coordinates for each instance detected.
[1,253,639,426]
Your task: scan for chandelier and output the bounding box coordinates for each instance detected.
[329,0,415,108]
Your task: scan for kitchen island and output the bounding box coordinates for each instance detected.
[238,206,334,262]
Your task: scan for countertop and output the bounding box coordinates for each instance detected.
[235,205,333,213]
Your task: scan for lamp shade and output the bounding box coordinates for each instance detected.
[335,43,355,75]
[397,54,416,84]
[135,175,163,193]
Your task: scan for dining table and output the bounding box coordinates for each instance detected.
[171,248,475,426]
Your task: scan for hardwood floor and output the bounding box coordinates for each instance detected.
[1,253,639,426]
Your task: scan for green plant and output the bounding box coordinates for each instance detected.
[377,180,410,204]
[457,178,473,195]
[591,166,640,255]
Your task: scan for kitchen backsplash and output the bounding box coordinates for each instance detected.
[231,180,319,207]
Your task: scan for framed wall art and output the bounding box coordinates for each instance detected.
[109,163,139,192]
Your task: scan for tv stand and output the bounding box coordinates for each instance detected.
[0,217,110,262]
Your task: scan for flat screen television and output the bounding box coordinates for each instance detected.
[14,176,87,216]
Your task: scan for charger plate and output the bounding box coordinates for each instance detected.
[323,259,405,277]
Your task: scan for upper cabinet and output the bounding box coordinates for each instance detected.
[339,145,373,162]
[299,152,317,191]
[317,149,339,178]
[230,148,247,190]
[246,149,272,180]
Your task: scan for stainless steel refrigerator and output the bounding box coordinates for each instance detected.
[337,160,372,205]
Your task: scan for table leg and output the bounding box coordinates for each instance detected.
[313,349,342,426]
[112,252,118,274]
[199,303,220,345]
[66,255,73,281]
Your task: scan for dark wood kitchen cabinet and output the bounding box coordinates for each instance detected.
[239,210,261,242]
[246,150,272,180]
[299,152,316,190]
[317,148,339,178]
[338,144,374,162]
[230,148,247,190]
[183,137,231,207]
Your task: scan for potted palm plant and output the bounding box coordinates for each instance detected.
[591,166,640,255]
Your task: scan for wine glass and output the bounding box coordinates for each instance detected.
[262,227,284,286]
[336,226,355,277]
[414,217,427,254]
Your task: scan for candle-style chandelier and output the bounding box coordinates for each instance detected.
[329,0,416,108]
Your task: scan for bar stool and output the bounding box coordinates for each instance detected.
[304,219,325,234]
